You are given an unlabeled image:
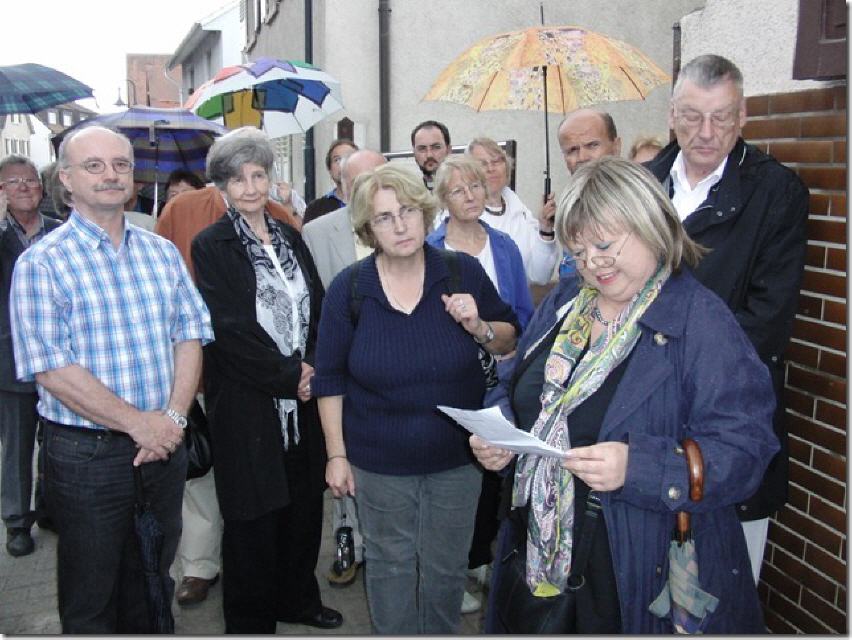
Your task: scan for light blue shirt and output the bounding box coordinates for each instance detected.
[10,210,213,429]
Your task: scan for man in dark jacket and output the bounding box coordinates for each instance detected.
[0,156,61,557]
[646,54,809,584]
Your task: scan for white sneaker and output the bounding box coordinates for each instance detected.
[461,590,481,614]
[467,565,488,586]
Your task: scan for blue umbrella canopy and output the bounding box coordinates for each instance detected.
[51,106,227,184]
[0,63,93,115]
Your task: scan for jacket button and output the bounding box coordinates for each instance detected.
[675,445,684,455]
[739,505,748,511]
[668,486,681,500]
[716,210,724,216]
[656,565,663,575]
[654,332,668,345]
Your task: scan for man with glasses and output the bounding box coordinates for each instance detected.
[10,126,213,633]
[411,120,451,191]
[0,156,62,558]
[646,54,809,583]
[303,138,359,224]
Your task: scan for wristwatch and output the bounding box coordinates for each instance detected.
[165,408,188,429]
[474,321,495,345]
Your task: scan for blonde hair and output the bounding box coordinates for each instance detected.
[555,157,705,272]
[628,135,665,161]
[349,164,439,249]
[465,137,513,172]
[433,156,486,206]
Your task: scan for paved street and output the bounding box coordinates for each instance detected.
[0,481,487,635]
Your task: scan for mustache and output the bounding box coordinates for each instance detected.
[93,183,127,192]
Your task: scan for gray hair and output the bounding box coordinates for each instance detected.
[555,157,705,272]
[0,155,40,183]
[205,126,274,190]
[433,155,486,207]
[466,136,514,173]
[673,54,744,100]
[57,125,133,169]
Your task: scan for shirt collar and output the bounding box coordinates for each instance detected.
[669,151,727,193]
[68,209,132,250]
[8,211,45,240]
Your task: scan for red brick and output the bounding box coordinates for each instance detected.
[812,448,846,482]
[801,114,847,138]
[826,247,847,272]
[837,585,847,610]
[819,350,846,378]
[786,340,820,367]
[743,116,802,140]
[805,542,847,583]
[801,589,847,632]
[792,314,847,350]
[810,193,831,214]
[800,269,846,298]
[787,482,811,512]
[768,518,807,558]
[762,561,803,603]
[770,89,837,114]
[764,606,799,634]
[798,167,847,190]
[768,140,834,163]
[835,86,847,109]
[809,495,847,533]
[789,459,845,506]
[774,546,840,603]
[834,140,846,163]
[805,243,827,268]
[787,413,846,454]
[807,217,846,242]
[814,399,846,429]
[778,507,842,555]
[830,193,846,217]
[767,588,832,633]
[797,293,823,318]
[788,434,813,465]
[787,363,846,403]
[746,95,769,116]
[784,387,815,416]
[823,300,846,325]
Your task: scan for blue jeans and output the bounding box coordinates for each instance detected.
[44,421,186,633]
[352,463,481,634]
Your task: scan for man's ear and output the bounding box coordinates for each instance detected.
[612,137,623,158]
[737,98,747,129]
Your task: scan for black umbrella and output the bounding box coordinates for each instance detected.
[133,467,175,634]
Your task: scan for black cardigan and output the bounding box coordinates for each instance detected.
[191,214,327,521]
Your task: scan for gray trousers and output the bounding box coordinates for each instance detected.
[0,389,39,529]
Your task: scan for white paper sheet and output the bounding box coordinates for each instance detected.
[438,405,568,458]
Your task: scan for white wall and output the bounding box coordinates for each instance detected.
[29,117,55,169]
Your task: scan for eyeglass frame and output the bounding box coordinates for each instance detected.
[371,205,423,230]
[672,105,742,130]
[476,157,506,171]
[1,177,41,189]
[447,181,485,201]
[572,231,633,270]
[67,159,135,175]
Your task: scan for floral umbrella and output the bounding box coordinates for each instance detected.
[186,57,344,138]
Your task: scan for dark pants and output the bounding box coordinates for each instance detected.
[44,421,186,634]
[468,469,503,569]
[0,389,41,529]
[221,445,324,634]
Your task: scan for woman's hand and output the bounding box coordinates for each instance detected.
[442,293,485,337]
[326,456,355,497]
[561,442,628,491]
[469,434,515,471]
[297,362,314,402]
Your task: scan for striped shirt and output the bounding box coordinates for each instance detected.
[10,210,214,429]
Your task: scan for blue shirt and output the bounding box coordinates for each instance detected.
[10,210,214,429]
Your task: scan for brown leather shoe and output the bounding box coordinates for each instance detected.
[175,574,219,606]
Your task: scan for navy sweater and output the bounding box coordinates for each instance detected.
[312,244,519,475]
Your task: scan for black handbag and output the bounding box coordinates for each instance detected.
[495,492,602,634]
[185,399,212,480]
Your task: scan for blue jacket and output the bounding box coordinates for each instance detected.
[486,268,779,633]
[427,220,534,330]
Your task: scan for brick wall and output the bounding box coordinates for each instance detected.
[743,86,847,634]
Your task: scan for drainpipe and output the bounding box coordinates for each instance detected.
[378,0,391,152]
[303,0,316,202]
[671,21,681,143]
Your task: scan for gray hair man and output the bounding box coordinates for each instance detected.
[646,54,809,583]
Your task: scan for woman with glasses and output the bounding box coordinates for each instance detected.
[190,128,341,634]
[466,137,560,285]
[312,164,519,634]
[428,156,534,330]
[471,157,778,633]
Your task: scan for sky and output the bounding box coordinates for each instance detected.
[2,0,233,114]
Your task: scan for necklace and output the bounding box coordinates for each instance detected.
[591,305,611,326]
[379,256,423,314]
[484,197,506,216]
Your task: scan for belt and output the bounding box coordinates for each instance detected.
[43,418,134,441]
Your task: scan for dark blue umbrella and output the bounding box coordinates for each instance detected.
[0,63,93,115]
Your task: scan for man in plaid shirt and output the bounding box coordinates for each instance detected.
[10,126,213,634]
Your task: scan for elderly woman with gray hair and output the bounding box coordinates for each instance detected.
[191,127,341,634]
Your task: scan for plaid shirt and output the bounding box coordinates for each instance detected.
[10,210,213,429]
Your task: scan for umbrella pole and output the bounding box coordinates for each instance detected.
[542,65,551,199]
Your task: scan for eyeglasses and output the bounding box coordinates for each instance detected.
[447,181,485,201]
[1,177,40,189]
[477,157,506,170]
[371,206,422,229]
[673,107,740,130]
[572,232,632,270]
[70,159,135,175]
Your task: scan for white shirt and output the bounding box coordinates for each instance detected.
[669,151,728,221]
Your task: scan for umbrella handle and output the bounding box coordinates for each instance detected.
[676,437,704,542]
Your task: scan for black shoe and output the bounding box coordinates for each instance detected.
[283,606,343,629]
[6,528,34,557]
